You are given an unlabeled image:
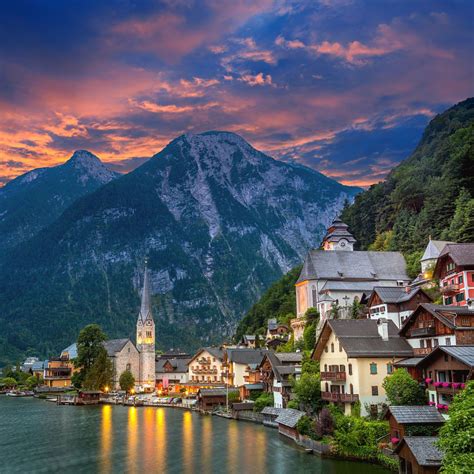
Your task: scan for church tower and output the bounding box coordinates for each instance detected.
[321,217,356,251]
[136,259,156,390]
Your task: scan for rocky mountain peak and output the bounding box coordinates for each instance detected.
[65,150,118,184]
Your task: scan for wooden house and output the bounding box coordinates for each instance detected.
[394,437,442,474]
[196,388,239,412]
[275,408,305,441]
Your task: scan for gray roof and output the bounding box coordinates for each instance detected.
[325,320,413,358]
[261,407,283,416]
[421,240,453,262]
[192,347,224,362]
[61,343,78,359]
[226,348,267,365]
[275,352,303,363]
[394,357,424,367]
[298,250,409,283]
[198,388,239,397]
[244,383,263,389]
[103,338,131,356]
[388,406,445,425]
[370,286,427,304]
[322,218,356,244]
[156,357,191,374]
[275,408,305,428]
[320,281,377,293]
[276,365,298,375]
[438,243,474,266]
[440,345,474,366]
[31,360,48,370]
[242,335,256,341]
[138,264,153,323]
[395,437,443,466]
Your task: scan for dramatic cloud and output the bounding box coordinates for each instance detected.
[0,0,472,186]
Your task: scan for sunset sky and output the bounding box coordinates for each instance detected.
[1,0,473,187]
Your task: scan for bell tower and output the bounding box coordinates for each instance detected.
[136,258,156,390]
[321,217,356,251]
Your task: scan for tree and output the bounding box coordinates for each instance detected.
[438,381,474,473]
[382,368,425,405]
[83,349,114,391]
[254,334,261,349]
[292,372,321,414]
[1,377,17,388]
[303,321,316,352]
[26,375,42,389]
[119,370,135,393]
[315,407,334,438]
[253,392,273,412]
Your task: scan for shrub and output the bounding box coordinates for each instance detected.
[315,408,334,438]
[253,392,273,412]
[296,415,316,438]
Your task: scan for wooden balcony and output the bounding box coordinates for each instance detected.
[411,326,436,337]
[413,347,433,356]
[441,284,460,295]
[321,391,359,403]
[321,371,346,382]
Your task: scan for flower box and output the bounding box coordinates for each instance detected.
[428,401,435,406]
[452,382,460,389]
[436,403,443,409]
[425,378,432,384]
[460,383,466,389]
[391,437,400,445]
[433,382,442,387]
[442,382,451,388]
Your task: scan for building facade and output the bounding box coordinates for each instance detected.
[188,347,224,385]
[103,339,140,390]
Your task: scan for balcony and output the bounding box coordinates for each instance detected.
[411,326,436,337]
[441,284,460,295]
[197,358,211,364]
[321,392,359,403]
[321,371,346,382]
[413,347,433,356]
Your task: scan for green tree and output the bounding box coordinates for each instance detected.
[75,324,108,373]
[253,392,273,412]
[442,188,474,243]
[1,377,17,388]
[26,375,42,389]
[119,370,135,393]
[438,381,474,473]
[83,349,114,391]
[382,368,425,405]
[292,372,321,414]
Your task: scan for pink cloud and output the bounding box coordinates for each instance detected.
[238,73,273,86]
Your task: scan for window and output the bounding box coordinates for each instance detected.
[331,343,334,353]
[325,346,329,353]
[350,384,354,394]
[146,331,152,338]
[339,343,342,352]
[459,275,464,284]
[433,338,439,347]
[126,363,131,371]
[325,382,329,392]
[446,337,451,346]
[348,364,352,375]
[372,386,379,396]
[456,293,465,302]
[445,296,453,305]
[324,364,328,372]
[312,287,317,307]
[340,365,345,372]
[387,363,393,374]
[370,363,377,375]
[420,340,425,348]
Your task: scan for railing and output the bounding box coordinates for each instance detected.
[321,392,359,403]
[320,371,346,382]
[440,284,460,295]
[44,375,71,380]
[413,347,433,356]
[197,358,211,364]
[411,326,436,337]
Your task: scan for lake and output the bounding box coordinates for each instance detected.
[0,397,390,473]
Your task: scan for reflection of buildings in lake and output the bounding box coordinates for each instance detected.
[155,408,167,469]
[227,420,239,470]
[200,415,212,472]
[182,411,193,474]
[100,405,112,474]
[127,407,138,473]
[143,408,155,471]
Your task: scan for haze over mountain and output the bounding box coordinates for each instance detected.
[0,131,359,362]
[0,150,118,253]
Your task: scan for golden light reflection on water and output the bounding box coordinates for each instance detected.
[227,420,239,472]
[201,415,212,472]
[143,408,155,471]
[100,405,112,474]
[127,407,138,474]
[156,408,167,470]
[182,411,193,474]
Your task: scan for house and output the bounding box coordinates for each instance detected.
[239,335,257,348]
[420,239,453,274]
[399,304,474,356]
[385,406,444,442]
[188,347,225,385]
[103,339,140,390]
[197,388,239,412]
[265,338,287,350]
[394,437,443,474]
[223,348,267,387]
[367,286,432,328]
[394,357,425,383]
[275,408,305,441]
[43,343,79,388]
[292,218,410,340]
[31,360,48,380]
[266,319,290,341]
[259,352,302,408]
[417,345,473,411]
[261,406,283,427]
[433,243,474,307]
[21,357,39,373]
[312,319,413,417]
[155,356,191,393]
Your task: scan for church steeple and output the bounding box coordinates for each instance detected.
[136,258,156,390]
[321,216,356,251]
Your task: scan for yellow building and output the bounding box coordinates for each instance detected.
[312,319,413,417]
[188,347,225,385]
[44,344,78,388]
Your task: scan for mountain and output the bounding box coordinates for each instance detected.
[341,98,474,255]
[0,150,119,254]
[0,131,359,363]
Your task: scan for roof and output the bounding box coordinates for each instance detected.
[297,250,409,283]
[320,281,377,293]
[275,353,303,363]
[418,345,474,369]
[226,348,267,365]
[190,347,224,363]
[388,406,445,425]
[244,383,263,389]
[261,407,283,416]
[369,286,430,305]
[242,335,256,341]
[156,357,191,373]
[275,408,305,428]
[438,243,474,266]
[394,437,443,466]
[399,303,474,336]
[421,240,453,262]
[232,402,255,411]
[322,218,356,244]
[260,352,302,383]
[394,357,424,367]
[138,263,153,323]
[198,388,239,397]
[61,343,78,359]
[31,360,48,370]
[103,339,131,356]
[314,319,413,359]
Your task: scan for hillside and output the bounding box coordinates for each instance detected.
[0,132,358,364]
[341,98,474,253]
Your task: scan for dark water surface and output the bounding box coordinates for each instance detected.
[0,397,390,473]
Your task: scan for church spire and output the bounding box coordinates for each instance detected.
[138,258,153,322]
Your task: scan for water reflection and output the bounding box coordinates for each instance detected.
[156,408,167,469]
[127,407,138,474]
[227,421,239,473]
[100,405,112,474]
[201,416,212,472]
[182,411,194,474]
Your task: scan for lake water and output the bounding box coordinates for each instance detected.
[0,397,390,473]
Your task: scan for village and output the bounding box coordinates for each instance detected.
[2,218,474,473]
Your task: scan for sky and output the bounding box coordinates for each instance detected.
[0,0,473,187]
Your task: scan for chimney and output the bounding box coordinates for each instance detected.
[377,318,389,341]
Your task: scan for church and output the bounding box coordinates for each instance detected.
[96,261,156,391]
[291,217,410,340]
